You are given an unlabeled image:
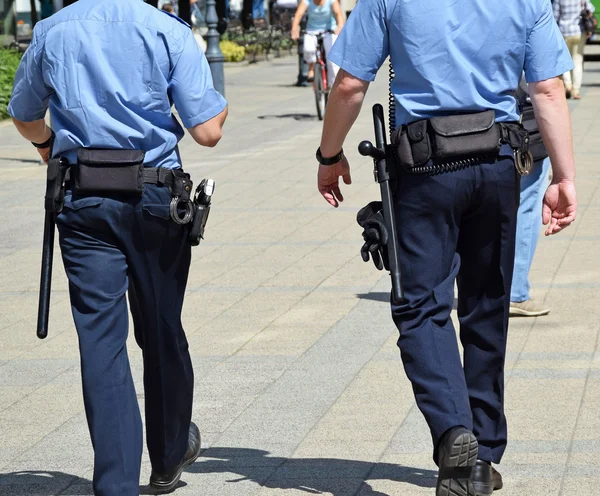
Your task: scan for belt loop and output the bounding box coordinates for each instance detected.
[499,123,509,145]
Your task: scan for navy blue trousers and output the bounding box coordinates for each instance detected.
[56,184,194,495]
[391,154,519,465]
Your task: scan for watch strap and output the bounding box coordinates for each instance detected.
[32,129,55,149]
[316,147,344,166]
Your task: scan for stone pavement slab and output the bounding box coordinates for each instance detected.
[1,49,600,496]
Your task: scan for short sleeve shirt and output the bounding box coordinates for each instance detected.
[8,0,227,169]
[328,0,574,125]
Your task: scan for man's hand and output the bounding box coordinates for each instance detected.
[291,26,300,41]
[37,146,52,165]
[318,157,352,207]
[542,180,577,235]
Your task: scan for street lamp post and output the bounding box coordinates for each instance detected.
[205,0,225,96]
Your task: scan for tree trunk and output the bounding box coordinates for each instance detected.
[178,0,191,25]
[30,0,38,27]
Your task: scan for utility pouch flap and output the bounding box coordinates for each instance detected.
[429,110,495,137]
[77,149,145,167]
[75,149,145,196]
[430,111,499,159]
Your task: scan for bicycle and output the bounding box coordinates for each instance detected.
[304,30,335,120]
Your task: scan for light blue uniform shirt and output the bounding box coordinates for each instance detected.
[328,0,574,125]
[8,0,227,169]
[304,0,337,32]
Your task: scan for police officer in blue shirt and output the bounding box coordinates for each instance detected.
[315,1,577,495]
[8,0,227,494]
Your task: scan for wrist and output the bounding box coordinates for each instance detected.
[32,128,55,149]
[551,176,575,185]
[316,147,344,166]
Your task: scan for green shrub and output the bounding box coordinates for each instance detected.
[245,43,264,55]
[0,49,22,120]
[220,40,246,63]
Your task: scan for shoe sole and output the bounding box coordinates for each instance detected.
[509,307,550,317]
[436,432,478,496]
[150,441,202,494]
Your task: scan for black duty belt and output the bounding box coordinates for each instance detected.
[390,110,534,176]
[142,167,178,188]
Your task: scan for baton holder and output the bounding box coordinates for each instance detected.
[359,104,404,304]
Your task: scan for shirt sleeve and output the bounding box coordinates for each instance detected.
[524,0,574,83]
[327,0,389,82]
[169,30,228,129]
[7,31,53,122]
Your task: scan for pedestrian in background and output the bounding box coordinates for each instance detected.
[340,0,356,18]
[291,0,344,85]
[510,78,552,317]
[253,0,265,19]
[161,2,175,13]
[554,0,595,99]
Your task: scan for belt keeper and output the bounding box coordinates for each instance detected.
[157,167,169,186]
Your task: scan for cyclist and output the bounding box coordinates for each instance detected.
[291,0,345,86]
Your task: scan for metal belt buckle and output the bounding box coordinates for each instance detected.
[169,197,195,225]
[514,149,534,177]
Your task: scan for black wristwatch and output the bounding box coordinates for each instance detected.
[316,147,344,166]
[32,129,55,149]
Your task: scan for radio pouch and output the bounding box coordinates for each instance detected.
[521,103,548,162]
[75,149,145,196]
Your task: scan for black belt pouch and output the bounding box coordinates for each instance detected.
[392,110,501,171]
[75,149,145,196]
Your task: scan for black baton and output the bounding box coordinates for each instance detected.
[37,211,55,339]
[37,157,70,340]
[359,104,404,304]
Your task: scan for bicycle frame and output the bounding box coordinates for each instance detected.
[314,32,329,92]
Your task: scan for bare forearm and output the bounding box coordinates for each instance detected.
[320,72,368,156]
[530,79,575,183]
[188,106,228,147]
[12,118,51,144]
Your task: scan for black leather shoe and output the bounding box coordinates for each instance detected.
[436,427,479,496]
[471,460,503,495]
[150,422,201,494]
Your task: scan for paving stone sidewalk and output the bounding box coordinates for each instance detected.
[1,52,600,496]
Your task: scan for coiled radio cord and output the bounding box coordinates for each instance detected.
[388,62,396,139]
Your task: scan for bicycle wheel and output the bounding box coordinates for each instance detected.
[314,65,327,120]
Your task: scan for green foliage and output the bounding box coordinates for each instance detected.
[220,40,246,63]
[0,49,22,120]
[279,37,293,51]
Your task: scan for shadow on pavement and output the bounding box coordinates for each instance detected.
[191,447,437,495]
[0,471,92,495]
[0,470,185,495]
[356,292,458,310]
[257,113,317,121]
[355,292,391,303]
[0,157,42,164]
